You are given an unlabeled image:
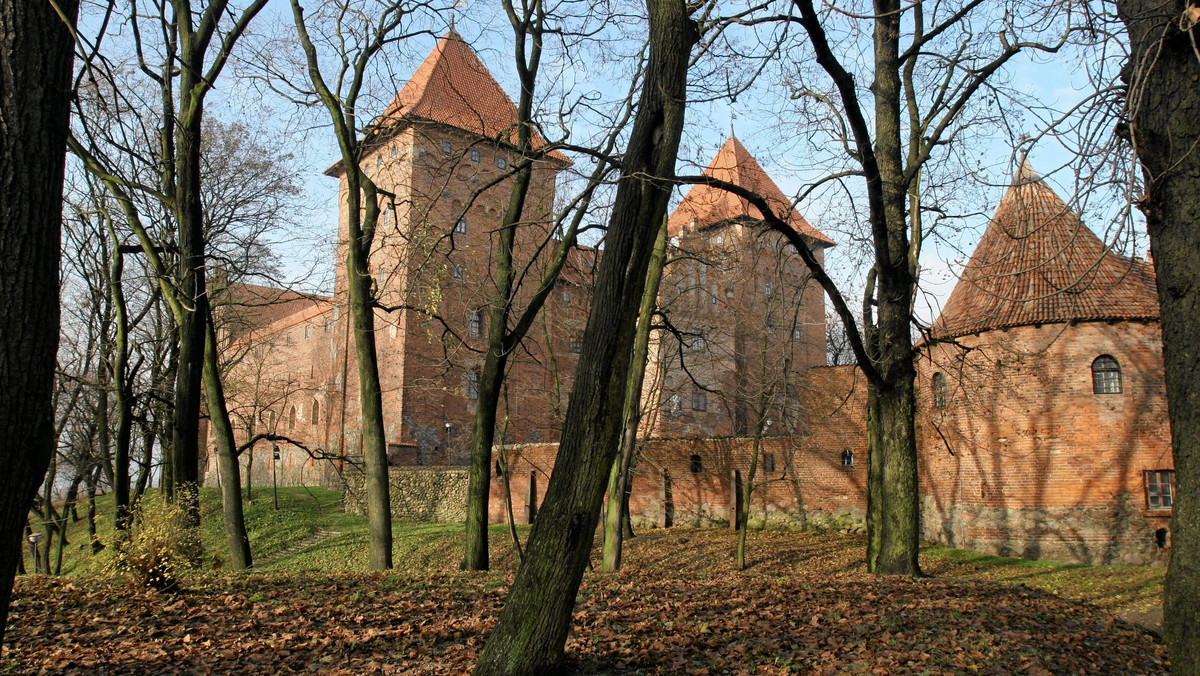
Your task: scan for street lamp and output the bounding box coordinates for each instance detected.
[271,440,280,510]
[27,532,43,575]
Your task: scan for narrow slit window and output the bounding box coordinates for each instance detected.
[933,372,947,408]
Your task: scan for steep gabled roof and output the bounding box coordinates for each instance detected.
[930,161,1159,339]
[668,136,834,246]
[381,29,564,160]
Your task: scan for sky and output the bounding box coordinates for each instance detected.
[221,1,1143,331]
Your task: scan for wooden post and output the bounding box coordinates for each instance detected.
[525,471,537,524]
[730,469,743,530]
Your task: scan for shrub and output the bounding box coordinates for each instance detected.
[101,486,203,591]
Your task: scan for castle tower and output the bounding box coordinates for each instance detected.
[917,160,1171,565]
[645,136,835,438]
[325,29,574,463]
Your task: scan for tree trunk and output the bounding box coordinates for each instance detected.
[472,2,696,671]
[864,0,921,577]
[0,0,78,646]
[107,232,134,529]
[202,308,252,570]
[1117,2,1200,670]
[603,217,668,572]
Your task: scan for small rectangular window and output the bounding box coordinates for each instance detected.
[455,217,467,234]
[468,369,480,400]
[692,389,707,412]
[469,311,482,338]
[569,332,582,354]
[765,281,773,297]
[470,149,481,163]
[442,140,452,155]
[305,326,311,338]
[496,157,508,169]
[1145,470,1175,509]
[451,265,464,280]
[324,318,332,332]
[764,453,776,473]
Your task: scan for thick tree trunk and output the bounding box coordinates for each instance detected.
[1117,2,1200,670]
[472,3,696,672]
[864,0,921,577]
[0,0,79,649]
[603,217,668,572]
[202,309,252,570]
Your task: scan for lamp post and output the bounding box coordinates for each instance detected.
[27,531,43,575]
[271,440,280,510]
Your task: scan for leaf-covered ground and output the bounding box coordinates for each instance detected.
[4,529,1169,674]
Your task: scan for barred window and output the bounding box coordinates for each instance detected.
[690,330,705,351]
[933,372,947,408]
[1092,355,1122,394]
[468,369,480,400]
[1145,470,1175,509]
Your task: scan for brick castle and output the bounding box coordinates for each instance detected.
[205,31,1175,566]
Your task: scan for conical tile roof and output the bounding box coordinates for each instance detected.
[930,161,1159,339]
[329,29,565,175]
[668,136,834,245]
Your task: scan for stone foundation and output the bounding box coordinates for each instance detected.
[343,467,469,523]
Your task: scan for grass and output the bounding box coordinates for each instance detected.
[28,486,1165,624]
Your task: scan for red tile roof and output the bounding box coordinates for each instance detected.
[930,161,1159,339]
[668,136,834,245]
[382,29,565,161]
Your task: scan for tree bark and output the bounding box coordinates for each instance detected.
[602,216,668,572]
[0,0,79,649]
[472,2,696,671]
[202,308,252,569]
[1117,1,1200,670]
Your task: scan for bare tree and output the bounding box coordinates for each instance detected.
[1116,0,1200,669]
[0,0,79,649]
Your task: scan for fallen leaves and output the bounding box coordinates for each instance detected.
[1,529,1169,674]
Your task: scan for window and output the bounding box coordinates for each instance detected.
[1093,355,1122,394]
[1145,470,1175,509]
[690,330,705,351]
[692,389,707,411]
[455,216,467,234]
[764,453,776,473]
[569,332,582,354]
[561,290,570,303]
[711,293,718,307]
[325,318,332,332]
[666,393,682,417]
[441,140,452,155]
[767,323,775,336]
[714,234,723,245]
[469,311,482,338]
[933,372,947,408]
[286,333,292,346]
[289,405,297,430]
[470,148,481,163]
[451,265,464,280]
[497,156,508,169]
[378,268,387,285]
[467,369,480,400]
[765,281,773,297]
[311,399,320,428]
[794,327,803,341]
[841,449,855,467]
[690,454,703,474]
[305,325,311,338]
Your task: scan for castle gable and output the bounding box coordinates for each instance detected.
[668,136,834,245]
[931,161,1159,339]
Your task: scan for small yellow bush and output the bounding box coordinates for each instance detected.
[101,486,203,591]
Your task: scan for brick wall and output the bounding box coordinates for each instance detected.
[916,320,1174,565]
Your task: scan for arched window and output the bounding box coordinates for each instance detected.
[288,405,296,430]
[311,399,320,428]
[1092,355,1122,394]
[455,216,468,234]
[932,372,947,408]
[689,454,703,474]
[841,449,855,467]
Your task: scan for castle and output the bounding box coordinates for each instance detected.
[205,31,1174,566]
